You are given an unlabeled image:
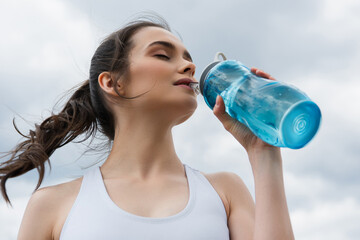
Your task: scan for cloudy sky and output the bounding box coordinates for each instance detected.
[1,0,359,239]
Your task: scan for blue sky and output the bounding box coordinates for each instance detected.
[1,0,360,239]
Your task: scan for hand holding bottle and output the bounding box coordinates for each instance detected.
[213,68,277,152]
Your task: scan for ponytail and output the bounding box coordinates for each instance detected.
[0,80,97,205]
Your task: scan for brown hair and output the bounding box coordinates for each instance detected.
[0,16,171,205]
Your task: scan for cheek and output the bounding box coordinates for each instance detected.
[129,60,172,86]
[124,61,169,96]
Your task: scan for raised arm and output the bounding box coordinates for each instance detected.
[213,68,295,240]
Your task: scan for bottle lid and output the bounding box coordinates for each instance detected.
[199,52,227,95]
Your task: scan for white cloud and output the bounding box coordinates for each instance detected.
[292,197,360,240]
[285,172,331,204]
[0,0,98,138]
[294,75,360,127]
[285,171,360,239]
[0,197,28,240]
[0,178,35,240]
[321,0,360,25]
[0,0,96,106]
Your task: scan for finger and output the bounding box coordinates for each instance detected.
[255,69,271,79]
[213,95,236,129]
[251,67,276,80]
[213,95,255,147]
[250,67,259,74]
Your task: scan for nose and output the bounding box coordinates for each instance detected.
[179,59,196,77]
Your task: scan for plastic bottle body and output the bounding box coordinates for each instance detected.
[202,60,321,149]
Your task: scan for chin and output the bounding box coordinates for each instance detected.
[173,111,195,126]
[173,102,197,126]
[160,93,197,110]
[146,93,198,124]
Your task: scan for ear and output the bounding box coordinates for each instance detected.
[98,72,125,97]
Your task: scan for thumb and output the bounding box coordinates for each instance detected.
[213,95,236,130]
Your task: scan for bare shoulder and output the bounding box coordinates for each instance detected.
[30,176,82,210]
[201,171,251,200]
[201,171,255,239]
[18,177,83,240]
[200,171,253,219]
[201,171,247,189]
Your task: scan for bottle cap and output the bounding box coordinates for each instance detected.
[199,52,227,95]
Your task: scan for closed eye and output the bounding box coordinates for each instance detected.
[154,54,170,60]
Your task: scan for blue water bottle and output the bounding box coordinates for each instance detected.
[197,52,321,149]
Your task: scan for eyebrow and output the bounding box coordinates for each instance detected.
[148,41,193,62]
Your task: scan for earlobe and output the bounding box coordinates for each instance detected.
[98,72,124,97]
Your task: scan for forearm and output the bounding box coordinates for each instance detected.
[248,147,294,240]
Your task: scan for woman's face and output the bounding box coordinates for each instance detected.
[120,26,198,125]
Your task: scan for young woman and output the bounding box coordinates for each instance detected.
[0,18,294,239]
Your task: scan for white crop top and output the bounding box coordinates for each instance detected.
[60,163,230,239]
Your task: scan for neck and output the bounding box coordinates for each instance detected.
[100,114,183,180]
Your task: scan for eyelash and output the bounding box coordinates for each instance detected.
[154,54,170,60]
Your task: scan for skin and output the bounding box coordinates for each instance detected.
[17,27,294,240]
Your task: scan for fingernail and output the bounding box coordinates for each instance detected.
[215,96,220,106]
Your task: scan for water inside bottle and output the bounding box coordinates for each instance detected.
[217,63,321,148]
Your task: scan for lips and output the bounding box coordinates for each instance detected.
[173,78,197,86]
